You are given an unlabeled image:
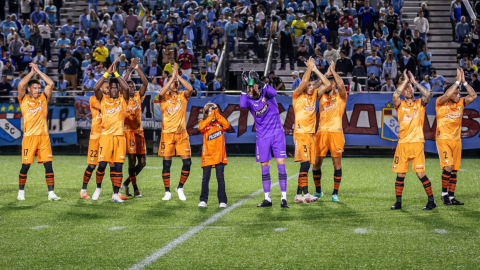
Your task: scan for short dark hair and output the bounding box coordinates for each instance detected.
[28,79,41,87]
[109,79,119,87]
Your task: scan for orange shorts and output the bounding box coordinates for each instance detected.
[315,132,345,158]
[158,131,191,157]
[98,134,126,164]
[22,135,52,164]
[392,142,425,173]
[436,139,462,171]
[87,138,100,165]
[294,133,315,164]
[125,130,147,155]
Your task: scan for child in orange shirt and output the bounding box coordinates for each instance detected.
[198,102,230,208]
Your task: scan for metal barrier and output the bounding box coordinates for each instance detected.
[264,39,274,75]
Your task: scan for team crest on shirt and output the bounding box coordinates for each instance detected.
[445,160,449,164]
[262,97,265,103]
[116,100,120,105]
[99,155,103,160]
[161,150,164,154]
[90,158,94,162]
[130,147,134,151]
[381,103,399,142]
[24,157,28,161]
[393,165,397,170]
[457,105,462,110]
[304,153,308,158]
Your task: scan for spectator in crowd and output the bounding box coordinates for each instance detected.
[300,28,315,46]
[268,71,285,91]
[291,71,301,91]
[75,31,92,47]
[414,11,429,44]
[338,21,353,47]
[463,59,478,82]
[455,16,469,44]
[389,30,403,61]
[450,0,462,42]
[0,75,12,96]
[317,35,328,55]
[87,10,101,43]
[197,66,214,85]
[147,76,161,92]
[75,40,91,60]
[29,25,42,54]
[323,42,340,63]
[295,44,310,67]
[9,34,23,67]
[315,21,330,44]
[352,59,367,83]
[110,41,122,63]
[112,7,125,37]
[131,40,144,68]
[471,19,480,47]
[12,72,24,90]
[431,69,446,92]
[23,19,32,40]
[60,50,79,90]
[55,32,70,72]
[146,59,162,79]
[38,21,52,61]
[325,9,340,48]
[351,46,366,69]
[187,73,206,95]
[347,76,363,92]
[340,9,354,30]
[379,1,389,20]
[92,40,109,65]
[32,50,47,73]
[82,72,97,94]
[403,36,418,57]
[279,24,295,70]
[352,27,366,51]
[359,0,375,42]
[335,50,353,76]
[30,6,47,26]
[315,52,329,73]
[399,47,416,75]
[19,39,34,71]
[340,39,352,57]
[399,22,413,42]
[459,54,468,67]
[371,31,386,54]
[417,44,432,79]
[421,2,430,21]
[366,73,380,91]
[225,16,238,58]
[470,73,480,92]
[125,8,140,36]
[292,13,306,44]
[60,19,76,43]
[373,22,383,40]
[382,51,398,81]
[3,60,15,83]
[81,53,91,77]
[366,49,382,79]
[116,54,128,76]
[45,0,57,38]
[457,35,476,60]
[79,8,89,32]
[412,30,426,55]
[178,48,193,76]
[385,5,400,40]
[1,15,16,36]
[381,75,396,92]
[420,74,431,92]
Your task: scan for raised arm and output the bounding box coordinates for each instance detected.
[159,68,175,100]
[199,107,216,132]
[312,65,331,96]
[460,68,477,106]
[174,63,194,98]
[214,108,231,131]
[393,70,409,108]
[439,68,461,105]
[296,57,315,96]
[17,66,37,101]
[112,61,129,98]
[408,71,430,105]
[134,59,149,97]
[30,63,54,98]
[329,61,346,98]
[94,60,117,101]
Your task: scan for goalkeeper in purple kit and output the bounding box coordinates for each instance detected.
[240,71,289,208]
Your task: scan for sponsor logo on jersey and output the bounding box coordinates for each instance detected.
[255,103,269,116]
[127,104,141,113]
[322,102,337,113]
[402,112,418,122]
[27,106,43,115]
[303,105,315,111]
[166,103,182,114]
[444,112,462,119]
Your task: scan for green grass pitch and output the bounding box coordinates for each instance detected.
[0,155,479,269]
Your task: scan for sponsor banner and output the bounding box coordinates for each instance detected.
[0,104,77,146]
[75,93,480,153]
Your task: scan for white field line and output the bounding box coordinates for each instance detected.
[127,173,299,270]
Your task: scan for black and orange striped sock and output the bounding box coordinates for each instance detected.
[178,158,192,189]
[300,162,310,195]
[123,168,135,186]
[297,172,308,195]
[96,171,105,188]
[449,173,457,197]
[46,173,54,191]
[420,175,434,200]
[313,169,322,194]
[162,173,171,192]
[332,168,342,195]
[83,166,95,189]
[441,170,451,193]
[19,173,27,190]
[395,176,405,203]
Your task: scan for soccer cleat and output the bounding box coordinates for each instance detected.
[175,187,186,201]
[118,193,129,200]
[48,192,61,201]
[111,194,124,203]
[257,200,273,207]
[92,188,102,201]
[391,202,402,210]
[124,185,133,197]
[332,194,339,202]
[304,194,318,203]
[441,195,452,205]
[80,190,90,199]
[281,199,290,208]
[313,192,324,199]
[134,190,142,198]
[198,201,207,208]
[294,194,305,203]
[162,192,172,201]
[423,201,437,210]
[17,190,25,201]
[450,198,465,205]
[219,203,227,208]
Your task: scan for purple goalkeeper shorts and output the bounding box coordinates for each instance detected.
[255,132,287,162]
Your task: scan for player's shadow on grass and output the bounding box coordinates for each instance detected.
[3,200,48,211]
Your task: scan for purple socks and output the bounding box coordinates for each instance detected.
[278,164,287,192]
[261,165,271,194]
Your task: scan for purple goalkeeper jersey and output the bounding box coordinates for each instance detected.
[240,84,284,138]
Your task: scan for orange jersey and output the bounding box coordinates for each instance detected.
[90,96,102,140]
[318,93,347,133]
[292,89,317,134]
[100,95,127,136]
[125,92,144,132]
[199,109,230,167]
[159,91,189,133]
[435,97,465,141]
[19,93,49,137]
[396,99,425,144]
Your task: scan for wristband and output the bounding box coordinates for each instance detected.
[103,72,109,79]
[455,81,460,85]
[114,72,120,78]
[463,82,468,86]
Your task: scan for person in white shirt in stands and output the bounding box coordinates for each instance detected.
[32,50,47,73]
[38,21,52,61]
[323,42,340,63]
[381,75,395,92]
[414,11,429,45]
[110,41,123,63]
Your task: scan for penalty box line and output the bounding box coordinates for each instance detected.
[127,173,300,270]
